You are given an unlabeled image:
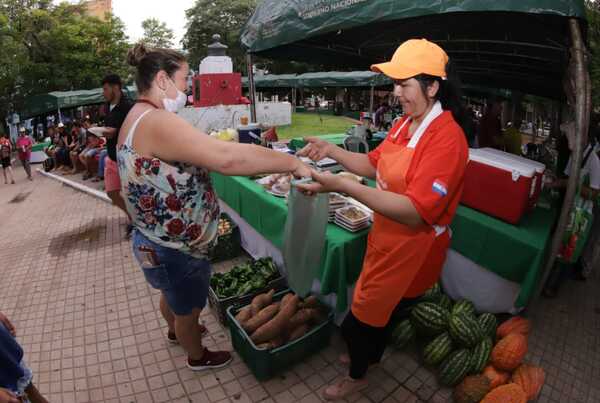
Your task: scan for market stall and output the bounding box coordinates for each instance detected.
[240,0,590,311]
[212,171,558,314]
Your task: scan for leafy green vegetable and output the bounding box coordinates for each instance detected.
[211,257,280,298]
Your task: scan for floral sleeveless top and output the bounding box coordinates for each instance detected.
[117,109,220,258]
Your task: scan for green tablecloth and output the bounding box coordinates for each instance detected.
[212,173,558,311]
[450,205,557,308]
[288,133,383,152]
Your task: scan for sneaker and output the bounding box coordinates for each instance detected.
[187,348,232,371]
[167,325,208,344]
[11,180,15,184]
[323,377,369,401]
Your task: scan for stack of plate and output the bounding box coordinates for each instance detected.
[334,206,371,232]
[328,193,347,222]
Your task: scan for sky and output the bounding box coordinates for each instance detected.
[60,0,196,46]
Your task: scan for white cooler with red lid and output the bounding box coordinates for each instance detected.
[476,148,546,211]
[462,149,537,224]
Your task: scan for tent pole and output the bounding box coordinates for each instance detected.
[369,86,375,114]
[530,18,590,311]
[246,53,258,123]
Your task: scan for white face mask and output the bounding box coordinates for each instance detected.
[162,78,187,112]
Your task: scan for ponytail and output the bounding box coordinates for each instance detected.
[414,61,468,134]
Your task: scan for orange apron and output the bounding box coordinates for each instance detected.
[352,102,448,327]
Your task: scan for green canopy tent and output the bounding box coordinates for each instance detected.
[20,86,138,119]
[241,0,591,309]
[242,74,300,89]
[242,71,393,111]
[242,0,585,99]
[242,71,392,88]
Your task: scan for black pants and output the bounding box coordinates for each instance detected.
[341,297,420,379]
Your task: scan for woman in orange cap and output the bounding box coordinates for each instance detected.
[299,39,469,400]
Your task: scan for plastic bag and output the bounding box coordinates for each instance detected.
[559,195,594,263]
[282,180,329,297]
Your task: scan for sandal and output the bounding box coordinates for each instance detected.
[323,376,369,401]
[338,353,379,369]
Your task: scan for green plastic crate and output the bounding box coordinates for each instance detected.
[226,290,334,381]
[208,274,287,327]
[209,213,242,263]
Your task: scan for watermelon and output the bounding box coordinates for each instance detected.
[410,302,450,335]
[423,332,454,367]
[421,282,442,302]
[391,319,415,349]
[478,313,498,338]
[438,294,453,311]
[449,313,484,347]
[439,349,472,386]
[469,337,493,374]
[452,300,476,317]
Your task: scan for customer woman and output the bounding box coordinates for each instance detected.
[117,43,310,371]
[298,39,469,400]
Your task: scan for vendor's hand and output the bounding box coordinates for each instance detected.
[297,137,334,162]
[297,170,345,194]
[291,159,312,179]
[0,312,16,336]
[0,388,19,403]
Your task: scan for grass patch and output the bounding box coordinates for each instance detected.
[276,112,356,139]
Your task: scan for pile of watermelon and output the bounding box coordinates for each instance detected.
[392,284,547,403]
[391,283,497,387]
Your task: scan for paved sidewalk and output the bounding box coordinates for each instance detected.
[0,168,598,402]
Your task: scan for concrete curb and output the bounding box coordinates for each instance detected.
[37,168,112,204]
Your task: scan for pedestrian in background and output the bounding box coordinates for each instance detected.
[16,128,33,181]
[0,133,15,185]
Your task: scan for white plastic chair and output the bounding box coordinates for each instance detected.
[343,135,370,154]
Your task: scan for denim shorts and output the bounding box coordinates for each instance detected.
[132,230,211,315]
[84,148,100,158]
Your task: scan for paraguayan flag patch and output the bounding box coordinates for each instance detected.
[432,180,448,197]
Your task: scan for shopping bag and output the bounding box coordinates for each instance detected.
[558,195,594,263]
[282,179,329,297]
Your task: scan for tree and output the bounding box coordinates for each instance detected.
[0,1,131,122]
[182,0,256,73]
[141,17,175,49]
[586,1,600,106]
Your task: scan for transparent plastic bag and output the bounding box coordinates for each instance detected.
[282,180,329,297]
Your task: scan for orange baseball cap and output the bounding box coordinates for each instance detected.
[371,39,449,80]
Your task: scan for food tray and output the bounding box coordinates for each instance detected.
[334,217,371,233]
[336,206,371,225]
[208,213,242,263]
[208,276,288,327]
[226,290,334,381]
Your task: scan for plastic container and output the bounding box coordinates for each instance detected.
[462,148,537,224]
[238,123,262,145]
[208,273,288,327]
[226,290,334,381]
[199,55,233,74]
[209,213,242,263]
[476,148,546,211]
